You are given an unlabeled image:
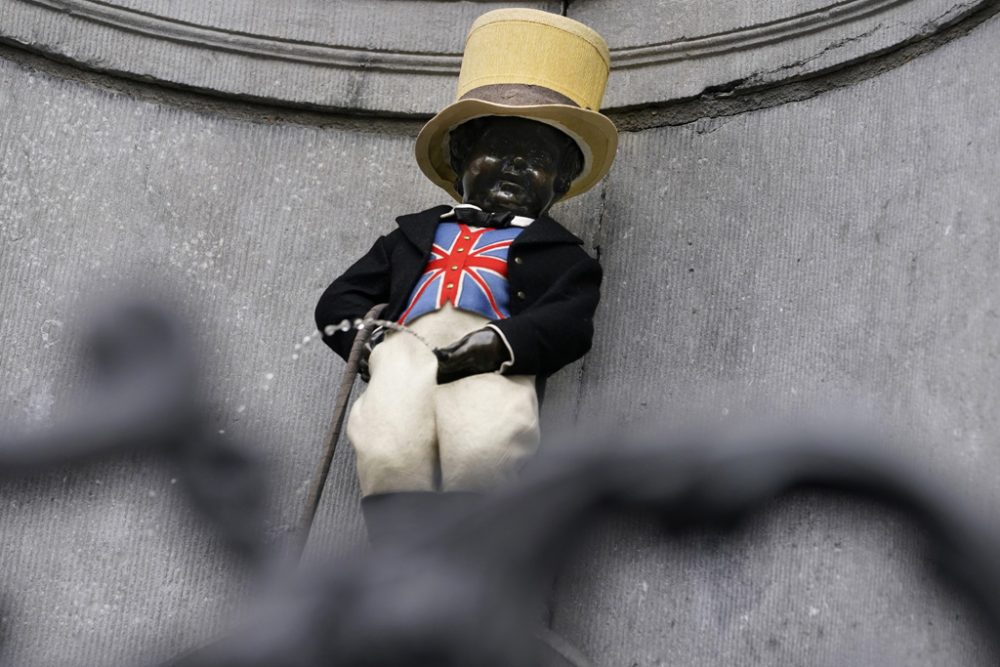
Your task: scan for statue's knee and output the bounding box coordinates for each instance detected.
[356,446,435,494]
[440,443,514,491]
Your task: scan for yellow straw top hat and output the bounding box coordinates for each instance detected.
[415,9,618,202]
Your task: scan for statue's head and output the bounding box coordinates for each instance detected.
[447,116,585,219]
[415,10,616,208]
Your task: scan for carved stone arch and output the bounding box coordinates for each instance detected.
[0,0,991,114]
[590,0,987,108]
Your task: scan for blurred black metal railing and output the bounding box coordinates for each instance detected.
[3,299,1000,667]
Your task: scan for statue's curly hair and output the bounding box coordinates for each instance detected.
[448,117,585,198]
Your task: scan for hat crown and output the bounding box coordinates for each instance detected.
[456,9,611,112]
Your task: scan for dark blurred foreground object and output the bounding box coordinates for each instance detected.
[0,299,268,563]
[5,299,1000,666]
[172,432,1000,667]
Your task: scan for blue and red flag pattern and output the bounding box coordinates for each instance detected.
[399,222,523,325]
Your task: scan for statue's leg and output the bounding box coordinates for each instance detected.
[398,303,541,491]
[346,327,439,495]
[436,372,540,491]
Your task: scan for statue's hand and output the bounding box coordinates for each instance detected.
[434,328,510,384]
[358,350,371,383]
[358,327,387,383]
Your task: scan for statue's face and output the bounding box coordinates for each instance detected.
[458,117,576,218]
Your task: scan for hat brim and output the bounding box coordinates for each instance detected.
[415,99,619,202]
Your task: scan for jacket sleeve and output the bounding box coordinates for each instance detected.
[314,235,392,361]
[489,248,602,377]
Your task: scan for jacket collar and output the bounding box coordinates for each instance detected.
[396,205,584,251]
[395,205,452,252]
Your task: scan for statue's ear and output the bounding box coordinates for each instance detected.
[553,140,582,199]
[553,174,573,198]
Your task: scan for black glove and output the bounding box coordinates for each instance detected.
[434,328,511,385]
[358,327,387,383]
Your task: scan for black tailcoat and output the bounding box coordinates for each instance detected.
[315,205,602,389]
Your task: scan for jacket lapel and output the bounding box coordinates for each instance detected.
[395,205,453,253]
[514,214,585,246]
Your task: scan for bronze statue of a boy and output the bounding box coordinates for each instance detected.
[316,9,618,537]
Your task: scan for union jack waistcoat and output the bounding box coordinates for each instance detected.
[398,222,523,325]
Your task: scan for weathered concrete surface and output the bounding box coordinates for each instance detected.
[0,54,446,665]
[552,13,1000,666]
[1,2,999,666]
[574,0,990,109]
[3,0,992,114]
[0,0,559,115]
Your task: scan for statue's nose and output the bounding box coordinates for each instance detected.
[503,155,528,173]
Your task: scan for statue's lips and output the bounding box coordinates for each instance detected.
[495,179,526,195]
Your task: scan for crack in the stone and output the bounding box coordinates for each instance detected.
[745,0,981,87]
[698,76,752,97]
[571,179,608,426]
[748,23,885,84]
[612,0,1000,132]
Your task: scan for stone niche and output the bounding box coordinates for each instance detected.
[1,0,989,114]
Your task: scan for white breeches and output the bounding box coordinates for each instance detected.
[346,304,540,496]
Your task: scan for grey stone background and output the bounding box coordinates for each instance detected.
[0,0,998,665]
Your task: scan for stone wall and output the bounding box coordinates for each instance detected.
[0,1,998,665]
